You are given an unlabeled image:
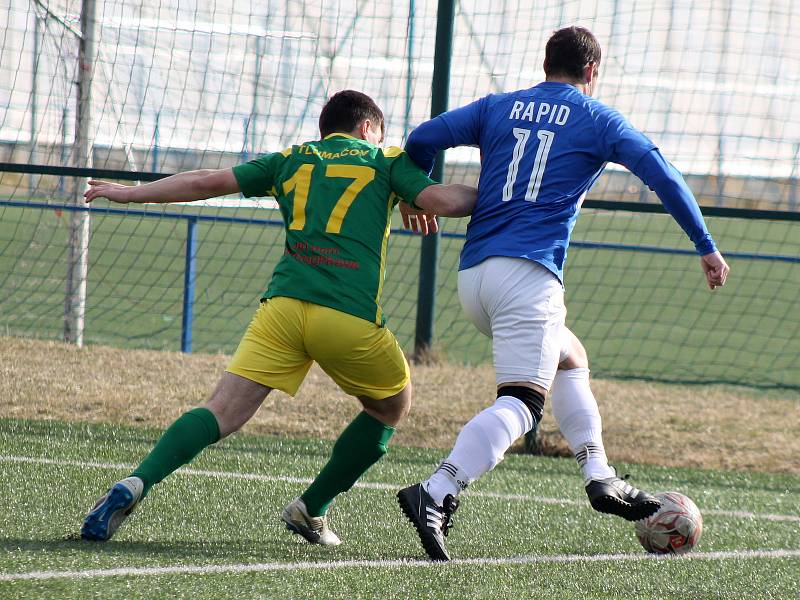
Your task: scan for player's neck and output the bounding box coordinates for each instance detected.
[545,75,591,95]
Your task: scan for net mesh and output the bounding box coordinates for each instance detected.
[1,0,798,388]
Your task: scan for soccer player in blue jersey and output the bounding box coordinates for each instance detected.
[396,26,730,561]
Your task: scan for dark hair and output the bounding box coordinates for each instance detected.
[318,90,384,138]
[544,26,602,80]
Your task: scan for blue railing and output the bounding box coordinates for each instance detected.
[2,198,798,353]
[1,199,425,351]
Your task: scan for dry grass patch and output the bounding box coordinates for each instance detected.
[2,336,798,475]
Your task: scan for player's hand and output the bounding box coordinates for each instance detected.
[700,251,729,290]
[84,180,134,204]
[399,202,439,235]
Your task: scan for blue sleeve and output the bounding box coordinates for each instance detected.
[405,96,487,175]
[404,116,454,175]
[631,149,717,255]
[595,105,657,170]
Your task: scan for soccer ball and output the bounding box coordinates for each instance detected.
[634,491,703,554]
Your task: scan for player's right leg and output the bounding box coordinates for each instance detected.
[552,330,660,521]
[82,300,302,541]
[398,257,564,561]
[81,372,271,541]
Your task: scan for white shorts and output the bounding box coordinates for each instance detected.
[458,256,568,390]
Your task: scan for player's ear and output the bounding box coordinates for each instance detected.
[583,63,593,84]
[357,119,371,141]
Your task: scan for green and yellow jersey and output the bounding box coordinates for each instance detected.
[232,133,436,325]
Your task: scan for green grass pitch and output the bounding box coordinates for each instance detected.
[1,419,798,598]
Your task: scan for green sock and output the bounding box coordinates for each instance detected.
[131,407,220,499]
[301,411,395,517]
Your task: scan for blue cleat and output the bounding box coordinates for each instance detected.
[81,477,144,541]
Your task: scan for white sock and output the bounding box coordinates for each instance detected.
[424,396,533,505]
[550,368,615,482]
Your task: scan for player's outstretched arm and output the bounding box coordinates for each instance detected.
[84,168,240,204]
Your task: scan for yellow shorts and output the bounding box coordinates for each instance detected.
[226,296,410,399]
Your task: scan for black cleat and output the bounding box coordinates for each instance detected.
[397,483,459,561]
[585,471,661,522]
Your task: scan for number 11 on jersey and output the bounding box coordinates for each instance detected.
[502,128,555,203]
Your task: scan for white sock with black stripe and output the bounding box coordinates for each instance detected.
[422,461,470,507]
[423,396,533,505]
[550,368,615,482]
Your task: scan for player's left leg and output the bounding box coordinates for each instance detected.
[552,328,660,521]
[282,384,410,546]
[280,304,411,546]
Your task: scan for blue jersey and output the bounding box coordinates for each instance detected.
[405,81,716,282]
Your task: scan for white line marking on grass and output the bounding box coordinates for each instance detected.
[2,455,799,523]
[2,549,799,582]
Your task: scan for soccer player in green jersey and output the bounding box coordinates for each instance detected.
[80,90,476,546]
